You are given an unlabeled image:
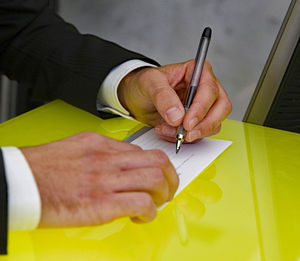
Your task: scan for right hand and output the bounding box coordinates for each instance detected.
[118,60,232,143]
[20,132,179,227]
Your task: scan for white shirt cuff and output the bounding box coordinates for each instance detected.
[97,59,157,119]
[1,147,41,231]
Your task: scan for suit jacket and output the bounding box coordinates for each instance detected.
[0,0,159,254]
[0,149,8,254]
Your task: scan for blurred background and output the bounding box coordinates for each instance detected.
[0,0,291,121]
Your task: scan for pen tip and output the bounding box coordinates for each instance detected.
[176,140,181,154]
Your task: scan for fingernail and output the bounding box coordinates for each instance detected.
[187,130,201,141]
[166,107,183,123]
[161,125,177,137]
[189,117,198,130]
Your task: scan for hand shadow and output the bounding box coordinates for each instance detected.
[173,164,222,245]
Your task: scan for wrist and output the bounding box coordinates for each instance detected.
[117,67,149,115]
[2,147,41,230]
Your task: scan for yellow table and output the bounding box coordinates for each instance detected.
[0,100,299,261]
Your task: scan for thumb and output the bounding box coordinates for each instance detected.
[145,69,185,126]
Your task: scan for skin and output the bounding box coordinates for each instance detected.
[21,132,178,226]
[21,59,231,228]
[118,59,232,142]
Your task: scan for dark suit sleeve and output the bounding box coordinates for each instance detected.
[0,0,159,115]
[0,149,8,255]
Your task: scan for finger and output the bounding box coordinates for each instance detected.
[112,150,179,199]
[183,61,220,131]
[104,168,169,207]
[97,192,157,224]
[185,124,221,142]
[185,86,231,142]
[155,124,177,138]
[154,123,202,144]
[210,125,222,136]
[143,69,185,127]
[155,134,177,143]
[155,132,202,144]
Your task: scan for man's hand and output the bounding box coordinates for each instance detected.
[118,60,232,142]
[21,132,178,227]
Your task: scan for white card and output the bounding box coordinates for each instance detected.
[131,129,232,197]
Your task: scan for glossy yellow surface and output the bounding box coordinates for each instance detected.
[0,100,299,261]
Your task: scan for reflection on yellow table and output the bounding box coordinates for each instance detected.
[0,100,299,261]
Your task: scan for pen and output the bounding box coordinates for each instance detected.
[176,27,212,153]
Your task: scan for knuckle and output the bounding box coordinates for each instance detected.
[215,125,222,134]
[152,150,169,166]
[80,131,98,139]
[72,131,93,141]
[186,59,195,69]
[210,120,218,132]
[225,99,233,115]
[210,124,218,134]
[80,132,103,144]
[204,119,218,135]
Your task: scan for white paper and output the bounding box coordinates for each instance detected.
[131,129,232,197]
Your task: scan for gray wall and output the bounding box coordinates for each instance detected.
[59,0,290,120]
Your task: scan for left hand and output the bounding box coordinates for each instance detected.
[118,60,232,143]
